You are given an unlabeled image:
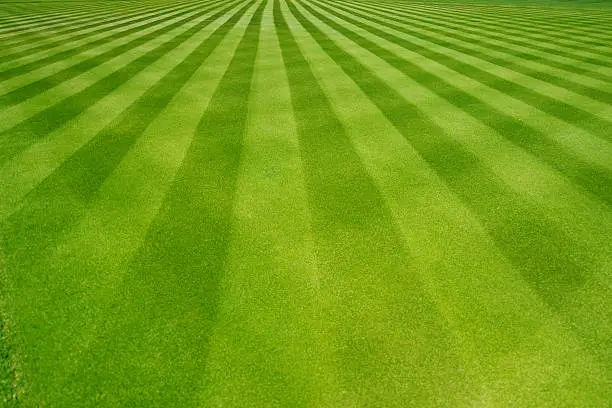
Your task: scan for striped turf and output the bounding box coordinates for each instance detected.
[1,0,611,406]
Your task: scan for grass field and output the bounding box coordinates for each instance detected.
[1,0,611,406]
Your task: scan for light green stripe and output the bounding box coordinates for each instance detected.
[201,2,340,405]
[0,1,207,75]
[295,0,612,265]
[303,1,612,171]
[280,1,468,405]
[0,1,190,55]
[339,0,612,92]
[0,4,240,222]
[322,0,612,123]
[373,0,612,42]
[296,12,609,401]
[0,12,246,405]
[331,1,612,82]
[0,1,226,131]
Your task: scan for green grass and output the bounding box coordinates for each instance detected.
[1,0,611,406]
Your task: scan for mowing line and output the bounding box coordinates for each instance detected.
[0,7,254,406]
[297,0,612,204]
[0,13,228,134]
[374,0,612,39]
[0,0,246,167]
[290,0,612,365]
[43,2,265,405]
[421,1,612,37]
[0,0,189,36]
[0,0,252,261]
[277,1,468,405]
[285,3,609,403]
[0,0,200,60]
[0,0,214,80]
[355,0,612,52]
[287,0,608,332]
[334,0,612,103]
[0,0,226,107]
[350,0,612,70]
[199,1,340,405]
[0,1,171,49]
[0,5,247,224]
[0,1,128,34]
[0,6,156,54]
[0,0,225,96]
[308,0,612,142]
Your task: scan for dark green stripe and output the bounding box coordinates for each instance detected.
[335,0,612,104]
[0,2,148,41]
[298,0,612,204]
[376,0,612,37]
[350,0,612,64]
[420,5,612,54]
[0,3,176,54]
[0,0,244,166]
[0,4,107,29]
[0,9,92,31]
[0,1,253,262]
[0,1,138,35]
[359,3,612,57]
[431,2,612,37]
[293,0,612,364]
[0,0,197,56]
[275,0,464,400]
[311,0,612,142]
[56,3,267,405]
[0,0,224,107]
[0,1,217,81]
[288,0,591,308]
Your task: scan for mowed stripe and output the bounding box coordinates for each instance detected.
[314,1,612,145]
[0,7,230,132]
[1,14,158,62]
[0,5,244,223]
[0,0,252,266]
[0,0,199,61]
[0,0,224,107]
[0,0,245,167]
[286,2,609,404]
[276,1,468,405]
[0,0,174,52]
[422,3,612,57]
[335,0,612,104]
[0,2,124,35]
[309,1,612,137]
[0,0,195,38]
[200,1,340,405]
[357,1,612,79]
[0,0,212,79]
[286,0,610,362]
[47,2,266,406]
[0,8,252,406]
[0,0,610,406]
[352,1,612,78]
[412,1,612,45]
[305,10,611,288]
[365,0,612,54]
[298,0,612,204]
[0,0,223,98]
[376,1,612,40]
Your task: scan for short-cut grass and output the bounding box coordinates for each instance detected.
[1,0,611,406]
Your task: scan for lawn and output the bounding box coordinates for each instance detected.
[0,0,611,406]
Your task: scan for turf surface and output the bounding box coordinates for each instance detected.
[0,0,611,406]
